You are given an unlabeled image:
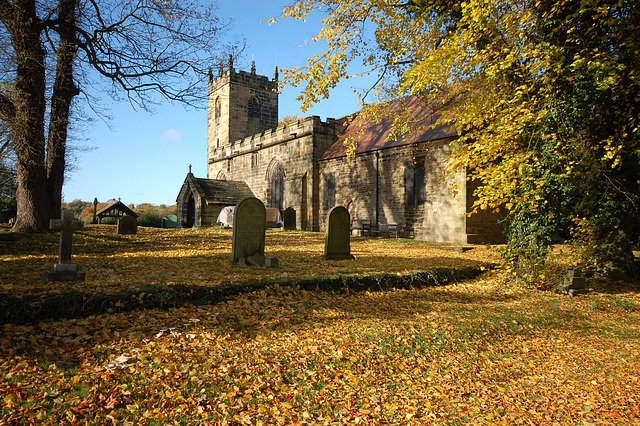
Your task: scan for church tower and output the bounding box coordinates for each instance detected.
[207,55,279,177]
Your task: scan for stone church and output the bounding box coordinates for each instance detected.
[177,58,503,244]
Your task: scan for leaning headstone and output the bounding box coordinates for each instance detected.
[42,210,86,282]
[555,267,586,296]
[117,215,137,235]
[323,206,355,260]
[283,207,296,230]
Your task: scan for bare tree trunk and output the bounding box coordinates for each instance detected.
[47,0,78,221]
[11,0,48,232]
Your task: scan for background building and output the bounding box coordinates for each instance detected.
[177,59,503,244]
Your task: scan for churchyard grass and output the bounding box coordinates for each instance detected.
[1,225,639,424]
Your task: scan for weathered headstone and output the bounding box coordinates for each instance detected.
[42,210,86,282]
[232,197,266,263]
[555,267,586,296]
[49,217,84,231]
[266,208,282,228]
[283,207,296,230]
[117,215,137,235]
[323,206,355,260]
[231,197,277,267]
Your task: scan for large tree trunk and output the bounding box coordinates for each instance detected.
[11,0,49,233]
[47,0,78,221]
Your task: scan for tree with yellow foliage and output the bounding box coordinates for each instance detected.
[276,0,640,281]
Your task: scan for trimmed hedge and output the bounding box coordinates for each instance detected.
[0,266,491,325]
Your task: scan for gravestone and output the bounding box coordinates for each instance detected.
[283,207,296,230]
[232,197,267,263]
[117,215,137,235]
[555,267,586,296]
[42,210,86,282]
[266,208,282,228]
[231,198,279,267]
[50,217,84,231]
[323,206,355,260]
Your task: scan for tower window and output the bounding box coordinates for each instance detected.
[248,98,259,118]
[215,97,221,119]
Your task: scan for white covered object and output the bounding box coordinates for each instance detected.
[217,206,235,227]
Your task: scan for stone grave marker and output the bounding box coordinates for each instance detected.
[117,215,138,235]
[266,208,282,228]
[42,210,86,282]
[231,197,278,267]
[50,217,84,231]
[283,207,296,230]
[555,267,586,296]
[323,206,355,260]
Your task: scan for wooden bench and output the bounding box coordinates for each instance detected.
[351,219,371,236]
[371,223,407,238]
[388,224,406,238]
[371,223,390,237]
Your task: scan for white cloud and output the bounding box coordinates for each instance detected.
[159,129,182,142]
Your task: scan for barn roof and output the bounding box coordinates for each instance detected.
[321,96,457,160]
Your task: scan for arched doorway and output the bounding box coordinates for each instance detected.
[266,159,285,212]
[186,192,196,228]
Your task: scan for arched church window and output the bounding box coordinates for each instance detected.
[323,174,336,211]
[405,160,425,208]
[248,98,259,118]
[266,160,285,212]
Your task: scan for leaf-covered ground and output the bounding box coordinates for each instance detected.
[1,226,639,424]
[0,226,499,297]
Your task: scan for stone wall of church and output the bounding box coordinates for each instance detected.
[208,116,342,231]
[318,139,485,244]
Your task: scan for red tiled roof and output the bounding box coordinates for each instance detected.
[321,96,457,160]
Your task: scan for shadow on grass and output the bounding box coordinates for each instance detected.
[0,266,492,325]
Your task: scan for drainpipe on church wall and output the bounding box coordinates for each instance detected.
[375,151,380,226]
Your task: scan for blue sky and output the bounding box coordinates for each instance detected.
[62,1,369,206]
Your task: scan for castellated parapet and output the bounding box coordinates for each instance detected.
[208,116,343,165]
[207,64,279,162]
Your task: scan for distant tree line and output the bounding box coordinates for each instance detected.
[62,200,176,227]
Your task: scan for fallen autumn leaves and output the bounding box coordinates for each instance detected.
[1,226,639,424]
[0,226,494,324]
